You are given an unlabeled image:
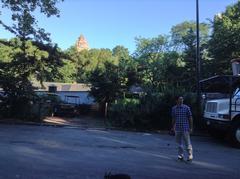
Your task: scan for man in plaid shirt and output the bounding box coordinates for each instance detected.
[172,96,193,162]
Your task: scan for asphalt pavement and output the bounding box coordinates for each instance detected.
[0,123,239,179]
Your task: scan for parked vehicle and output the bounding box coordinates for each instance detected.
[201,59,240,148]
[53,95,80,117]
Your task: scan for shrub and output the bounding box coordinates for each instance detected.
[0,92,62,121]
[108,87,202,131]
[108,98,141,128]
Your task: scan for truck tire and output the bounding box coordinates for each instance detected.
[230,122,240,148]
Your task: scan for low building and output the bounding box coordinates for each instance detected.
[33,82,95,105]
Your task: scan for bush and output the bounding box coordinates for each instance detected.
[108,87,202,131]
[0,92,62,121]
[30,93,62,121]
[0,95,36,120]
[108,98,141,128]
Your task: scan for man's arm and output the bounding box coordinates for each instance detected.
[172,117,176,131]
[187,106,193,133]
[188,116,193,133]
[171,107,175,131]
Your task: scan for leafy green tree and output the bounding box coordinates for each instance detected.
[0,38,64,83]
[64,46,119,83]
[0,0,63,42]
[0,39,14,63]
[171,21,210,51]
[170,21,211,89]
[112,45,139,88]
[64,46,89,82]
[0,0,63,119]
[209,1,240,75]
[158,51,186,89]
[88,46,135,104]
[89,61,122,104]
[112,45,131,61]
[134,35,176,91]
[54,59,77,83]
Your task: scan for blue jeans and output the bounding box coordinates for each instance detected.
[175,131,193,159]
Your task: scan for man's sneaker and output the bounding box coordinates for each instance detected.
[187,155,193,162]
[177,155,184,161]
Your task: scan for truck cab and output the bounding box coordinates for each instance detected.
[201,66,240,148]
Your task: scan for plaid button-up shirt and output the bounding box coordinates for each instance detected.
[172,104,192,132]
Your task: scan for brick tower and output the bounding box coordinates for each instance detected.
[76,34,89,52]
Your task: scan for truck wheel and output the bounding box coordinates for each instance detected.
[230,122,240,148]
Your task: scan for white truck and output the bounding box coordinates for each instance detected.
[201,60,240,148]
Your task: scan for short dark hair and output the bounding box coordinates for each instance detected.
[175,96,183,100]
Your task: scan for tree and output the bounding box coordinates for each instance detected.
[209,1,240,75]
[112,45,131,61]
[133,35,174,91]
[89,61,122,104]
[64,46,120,83]
[0,0,63,119]
[0,39,14,63]
[170,21,211,89]
[88,46,136,104]
[112,45,139,88]
[54,59,77,83]
[0,0,63,42]
[171,21,210,51]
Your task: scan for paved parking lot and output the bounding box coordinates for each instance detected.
[0,124,239,179]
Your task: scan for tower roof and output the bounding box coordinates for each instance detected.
[76,34,89,51]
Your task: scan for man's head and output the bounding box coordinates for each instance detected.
[176,96,184,105]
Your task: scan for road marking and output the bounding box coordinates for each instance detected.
[142,133,152,136]
[97,136,141,147]
[63,126,79,129]
[87,129,109,134]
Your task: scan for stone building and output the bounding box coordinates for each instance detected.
[76,34,89,52]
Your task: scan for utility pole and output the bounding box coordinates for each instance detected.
[196,0,201,107]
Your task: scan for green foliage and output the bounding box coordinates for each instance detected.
[0,89,62,121]
[33,93,62,120]
[134,35,169,88]
[0,0,63,42]
[112,45,130,61]
[0,39,14,63]
[209,1,240,75]
[108,87,201,130]
[0,38,64,83]
[134,35,188,91]
[0,74,36,119]
[0,0,237,129]
[87,46,137,104]
[89,61,122,103]
[170,21,211,89]
[0,0,63,121]
[171,21,210,51]
[108,98,141,128]
[54,59,77,83]
[63,47,118,83]
[106,26,211,130]
[108,90,172,130]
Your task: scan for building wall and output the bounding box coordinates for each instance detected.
[56,91,95,104]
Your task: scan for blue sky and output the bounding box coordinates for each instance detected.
[0,0,238,53]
